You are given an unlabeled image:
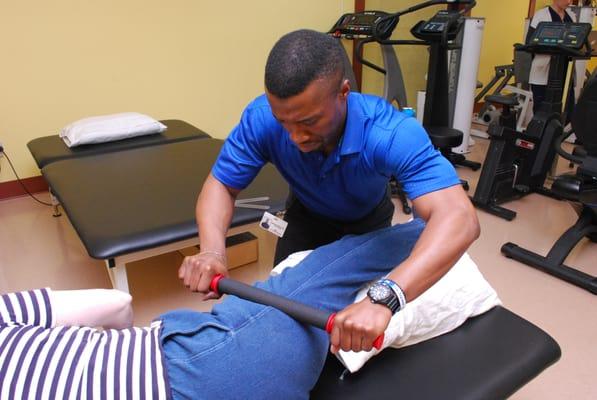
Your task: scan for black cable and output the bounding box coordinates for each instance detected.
[1,150,52,206]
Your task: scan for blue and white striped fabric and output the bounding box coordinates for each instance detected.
[0,289,170,399]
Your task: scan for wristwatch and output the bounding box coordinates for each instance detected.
[367,280,400,314]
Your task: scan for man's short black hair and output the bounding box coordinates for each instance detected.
[265,29,344,99]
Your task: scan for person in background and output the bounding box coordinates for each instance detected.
[527,0,575,115]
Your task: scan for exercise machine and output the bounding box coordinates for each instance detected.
[501,71,597,295]
[472,63,533,134]
[329,10,408,108]
[471,22,593,220]
[330,1,484,192]
[410,7,483,174]
[474,64,516,126]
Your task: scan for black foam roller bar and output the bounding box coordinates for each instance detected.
[212,275,331,329]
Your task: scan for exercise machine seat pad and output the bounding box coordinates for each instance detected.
[485,94,520,107]
[28,119,211,169]
[311,306,561,400]
[41,139,288,259]
[425,126,463,149]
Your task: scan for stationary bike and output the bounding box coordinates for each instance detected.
[471,22,593,221]
[501,72,597,295]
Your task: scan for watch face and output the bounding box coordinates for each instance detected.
[369,283,392,301]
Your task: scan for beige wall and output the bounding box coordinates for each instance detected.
[471,0,529,95]
[0,1,353,183]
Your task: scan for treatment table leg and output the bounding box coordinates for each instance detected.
[49,188,62,217]
[106,259,131,293]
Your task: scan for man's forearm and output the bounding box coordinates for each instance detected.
[196,174,238,255]
[387,210,479,301]
[387,194,480,302]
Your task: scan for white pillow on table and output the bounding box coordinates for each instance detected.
[60,112,166,147]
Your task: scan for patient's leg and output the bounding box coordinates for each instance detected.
[51,289,133,329]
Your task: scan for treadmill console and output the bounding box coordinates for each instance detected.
[329,11,397,39]
[411,10,462,41]
[530,22,592,50]
[419,10,460,33]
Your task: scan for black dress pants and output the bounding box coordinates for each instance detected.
[273,191,395,266]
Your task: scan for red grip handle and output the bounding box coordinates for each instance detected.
[326,313,384,350]
[209,274,225,297]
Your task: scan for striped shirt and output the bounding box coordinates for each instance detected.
[0,289,170,399]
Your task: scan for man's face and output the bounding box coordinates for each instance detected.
[266,76,350,154]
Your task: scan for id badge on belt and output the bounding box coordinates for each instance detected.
[259,211,288,238]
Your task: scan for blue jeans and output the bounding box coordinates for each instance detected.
[159,219,425,400]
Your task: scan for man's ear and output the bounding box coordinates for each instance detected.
[339,78,350,99]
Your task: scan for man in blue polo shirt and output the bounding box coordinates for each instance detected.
[179,29,480,354]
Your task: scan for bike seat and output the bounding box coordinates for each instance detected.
[425,126,463,148]
[485,94,519,107]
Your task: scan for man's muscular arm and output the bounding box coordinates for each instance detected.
[178,173,241,300]
[331,185,480,353]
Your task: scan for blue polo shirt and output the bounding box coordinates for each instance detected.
[212,92,460,221]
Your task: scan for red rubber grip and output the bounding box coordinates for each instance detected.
[209,274,225,297]
[325,314,384,350]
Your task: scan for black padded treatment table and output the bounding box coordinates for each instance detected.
[35,135,288,293]
[27,119,211,169]
[311,306,561,400]
[28,119,213,216]
[211,277,561,399]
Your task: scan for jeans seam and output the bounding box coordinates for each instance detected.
[169,333,234,363]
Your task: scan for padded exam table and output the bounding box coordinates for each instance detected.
[28,121,561,399]
[312,306,560,399]
[29,124,288,292]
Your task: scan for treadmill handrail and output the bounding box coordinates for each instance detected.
[355,38,387,75]
[514,42,591,58]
